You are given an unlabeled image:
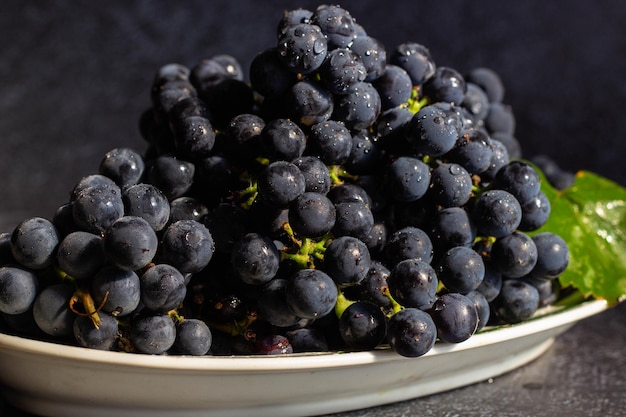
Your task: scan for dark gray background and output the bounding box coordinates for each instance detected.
[1,1,625,416]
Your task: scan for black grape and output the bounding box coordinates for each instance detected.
[56,231,105,280]
[32,283,75,337]
[174,318,212,356]
[285,269,338,319]
[10,217,61,272]
[323,236,371,286]
[99,147,145,188]
[139,264,187,313]
[429,292,478,343]
[230,233,280,285]
[492,279,540,324]
[338,301,387,350]
[288,192,336,238]
[91,265,141,317]
[387,259,438,310]
[0,266,39,315]
[74,314,119,351]
[122,183,171,232]
[103,216,159,272]
[257,161,306,207]
[277,23,328,74]
[387,308,437,357]
[130,313,177,355]
[491,231,538,278]
[159,220,214,274]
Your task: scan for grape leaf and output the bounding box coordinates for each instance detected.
[534,170,626,305]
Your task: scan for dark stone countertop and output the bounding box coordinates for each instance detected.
[1,1,625,416]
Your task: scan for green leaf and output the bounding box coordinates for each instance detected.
[532,170,626,305]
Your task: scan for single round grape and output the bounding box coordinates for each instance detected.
[230,233,280,285]
[387,308,437,358]
[405,104,459,157]
[447,129,494,175]
[519,191,551,231]
[429,207,476,251]
[384,226,433,267]
[388,259,438,310]
[257,161,306,207]
[73,314,119,351]
[387,156,431,202]
[310,4,357,49]
[32,283,75,337]
[429,163,473,207]
[288,192,336,238]
[333,200,374,240]
[492,279,540,324]
[472,189,522,238]
[225,113,265,160]
[122,183,171,232]
[72,181,125,235]
[292,156,332,195]
[159,220,214,274]
[529,232,569,279]
[103,216,158,271]
[429,292,479,343]
[91,265,141,317]
[422,66,467,105]
[130,313,177,355]
[323,236,371,286]
[332,82,381,130]
[493,160,541,206]
[285,269,338,319]
[318,48,367,95]
[0,266,39,315]
[288,80,334,127]
[99,147,145,188]
[11,217,61,270]
[372,64,413,110]
[388,42,435,86]
[338,301,387,350]
[261,118,306,162]
[140,264,187,313]
[491,231,538,278]
[277,23,328,74]
[174,319,212,356]
[146,155,195,200]
[437,246,485,294]
[307,120,353,165]
[356,261,391,308]
[57,231,105,280]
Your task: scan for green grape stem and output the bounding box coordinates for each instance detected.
[334,289,355,319]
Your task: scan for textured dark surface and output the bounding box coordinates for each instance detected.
[1,1,625,416]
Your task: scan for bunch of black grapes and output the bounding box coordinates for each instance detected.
[0,4,572,357]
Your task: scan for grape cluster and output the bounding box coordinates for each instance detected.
[0,4,574,358]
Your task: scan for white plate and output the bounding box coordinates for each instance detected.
[0,299,608,417]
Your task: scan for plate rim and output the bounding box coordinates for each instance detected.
[0,298,608,372]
